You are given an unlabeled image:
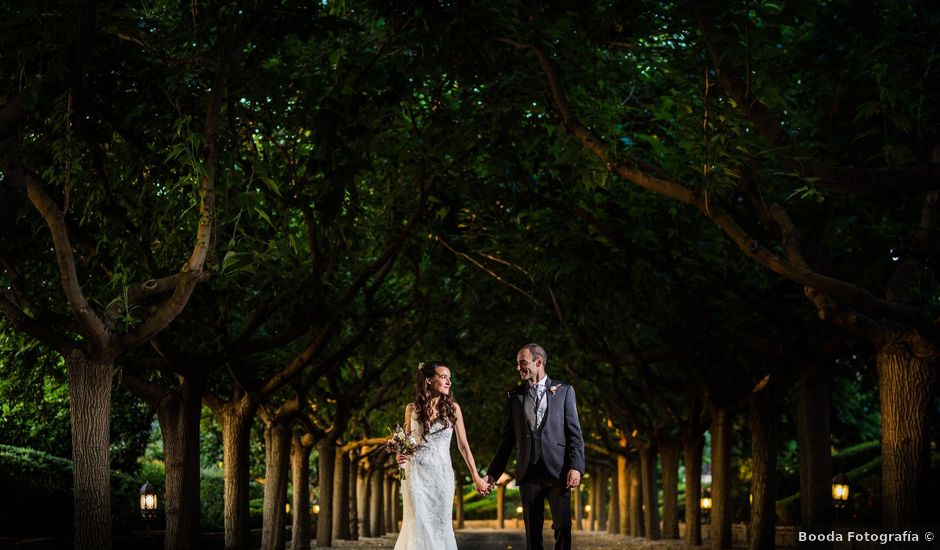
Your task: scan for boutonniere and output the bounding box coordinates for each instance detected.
[549,384,562,395]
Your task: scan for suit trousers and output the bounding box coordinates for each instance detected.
[519,459,572,550]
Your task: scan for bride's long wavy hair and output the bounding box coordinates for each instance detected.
[413,360,457,433]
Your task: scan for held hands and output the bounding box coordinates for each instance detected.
[476,474,497,496]
[566,469,582,489]
[473,475,491,495]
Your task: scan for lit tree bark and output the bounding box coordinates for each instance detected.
[215,397,257,550]
[749,380,778,550]
[332,451,351,540]
[261,421,292,550]
[358,463,370,538]
[877,339,936,525]
[796,363,832,527]
[597,467,608,531]
[683,428,705,546]
[608,459,620,535]
[349,457,361,539]
[628,459,643,537]
[290,434,313,550]
[617,454,629,535]
[455,481,465,529]
[574,483,583,530]
[154,378,203,550]
[497,483,506,528]
[588,469,601,531]
[317,440,337,547]
[660,439,681,539]
[390,479,400,532]
[710,407,733,550]
[640,444,661,540]
[384,472,394,533]
[66,350,112,550]
[369,465,385,536]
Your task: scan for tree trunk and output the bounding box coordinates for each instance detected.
[589,472,598,530]
[608,459,620,535]
[217,397,257,550]
[628,459,643,537]
[155,378,203,550]
[455,481,465,529]
[640,444,661,540]
[597,467,608,531]
[391,479,400,532]
[574,483,583,530]
[261,421,291,550]
[349,458,360,540]
[497,483,506,528]
[358,463,370,538]
[749,382,778,550]
[66,350,112,550]
[332,451,350,540]
[369,466,384,536]
[796,363,832,527]
[683,430,705,546]
[617,454,628,536]
[710,406,733,550]
[877,340,936,525]
[660,439,680,539]
[317,440,337,547]
[384,473,394,533]
[290,435,313,550]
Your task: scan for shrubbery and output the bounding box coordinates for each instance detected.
[0,444,146,536]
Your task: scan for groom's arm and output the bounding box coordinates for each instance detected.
[564,385,586,474]
[486,392,516,481]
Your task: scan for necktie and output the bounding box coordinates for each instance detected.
[530,384,542,428]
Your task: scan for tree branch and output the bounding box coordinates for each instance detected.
[691,1,940,195]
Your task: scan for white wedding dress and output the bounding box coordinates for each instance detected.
[394,416,458,550]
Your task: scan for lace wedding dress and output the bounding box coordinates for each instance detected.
[394,416,458,550]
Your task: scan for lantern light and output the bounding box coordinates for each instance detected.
[140,482,158,521]
[832,473,850,507]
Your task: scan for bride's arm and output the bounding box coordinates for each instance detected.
[454,403,488,493]
[404,403,414,436]
[398,403,414,467]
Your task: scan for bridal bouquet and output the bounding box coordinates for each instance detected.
[384,424,420,480]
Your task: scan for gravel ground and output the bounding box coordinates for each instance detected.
[315,528,702,549]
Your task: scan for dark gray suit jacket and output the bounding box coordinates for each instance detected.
[486,376,585,483]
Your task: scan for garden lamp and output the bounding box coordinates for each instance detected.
[140,482,158,521]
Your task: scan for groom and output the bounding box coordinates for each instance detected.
[484,343,585,550]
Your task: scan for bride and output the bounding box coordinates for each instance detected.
[394,360,489,550]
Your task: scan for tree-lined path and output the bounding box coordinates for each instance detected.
[2,1,938,550]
